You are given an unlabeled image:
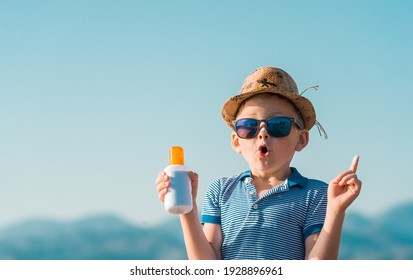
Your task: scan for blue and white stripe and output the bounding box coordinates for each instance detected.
[201,168,328,260]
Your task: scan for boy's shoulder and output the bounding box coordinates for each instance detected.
[291,168,328,190]
[210,171,247,187]
[206,171,249,194]
[305,177,329,192]
[272,167,328,190]
[221,170,253,185]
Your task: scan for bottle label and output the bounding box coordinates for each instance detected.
[165,170,192,213]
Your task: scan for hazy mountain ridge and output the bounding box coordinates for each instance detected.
[0,214,186,260]
[340,203,413,259]
[1,203,412,260]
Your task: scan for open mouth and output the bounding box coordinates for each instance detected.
[259,145,269,157]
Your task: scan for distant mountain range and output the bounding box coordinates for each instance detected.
[1,202,412,260]
[0,215,186,260]
[340,202,413,259]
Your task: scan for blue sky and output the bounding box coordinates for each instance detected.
[0,0,412,227]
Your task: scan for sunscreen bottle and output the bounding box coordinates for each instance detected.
[164,146,193,214]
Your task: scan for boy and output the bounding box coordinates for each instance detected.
[156,66,362,259]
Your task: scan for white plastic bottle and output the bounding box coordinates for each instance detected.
[164,146,193,214]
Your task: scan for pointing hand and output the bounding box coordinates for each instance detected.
[328,155,362,213]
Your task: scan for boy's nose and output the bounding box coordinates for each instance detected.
[258,124,269,139]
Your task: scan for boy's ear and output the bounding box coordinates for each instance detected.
[231,132,242,154]
[295,130,309,152]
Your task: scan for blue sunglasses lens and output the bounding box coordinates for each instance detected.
[235,119,259,138]
[266,117,292,137]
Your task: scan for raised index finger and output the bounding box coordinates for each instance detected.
[350,155,360,173]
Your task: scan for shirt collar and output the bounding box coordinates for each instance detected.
[239,167,308,188]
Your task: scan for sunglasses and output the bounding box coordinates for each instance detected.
[233,117,303,139]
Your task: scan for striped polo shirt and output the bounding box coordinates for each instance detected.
[201,167,328,260]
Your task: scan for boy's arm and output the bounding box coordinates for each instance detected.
[156,171,222,260]
[305,156,361,260]
[304,207,345,259]
[180,205,223,260]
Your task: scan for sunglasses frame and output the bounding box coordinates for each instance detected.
[233,116,304,139]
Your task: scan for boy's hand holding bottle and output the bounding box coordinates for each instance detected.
[156,146,198,215]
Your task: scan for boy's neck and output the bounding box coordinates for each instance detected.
[251,167,292,196]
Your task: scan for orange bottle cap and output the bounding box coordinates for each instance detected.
[170,146,184,165]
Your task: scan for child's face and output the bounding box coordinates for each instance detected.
[231,94,309,177]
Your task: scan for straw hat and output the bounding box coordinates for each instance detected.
[222,66,316,130]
